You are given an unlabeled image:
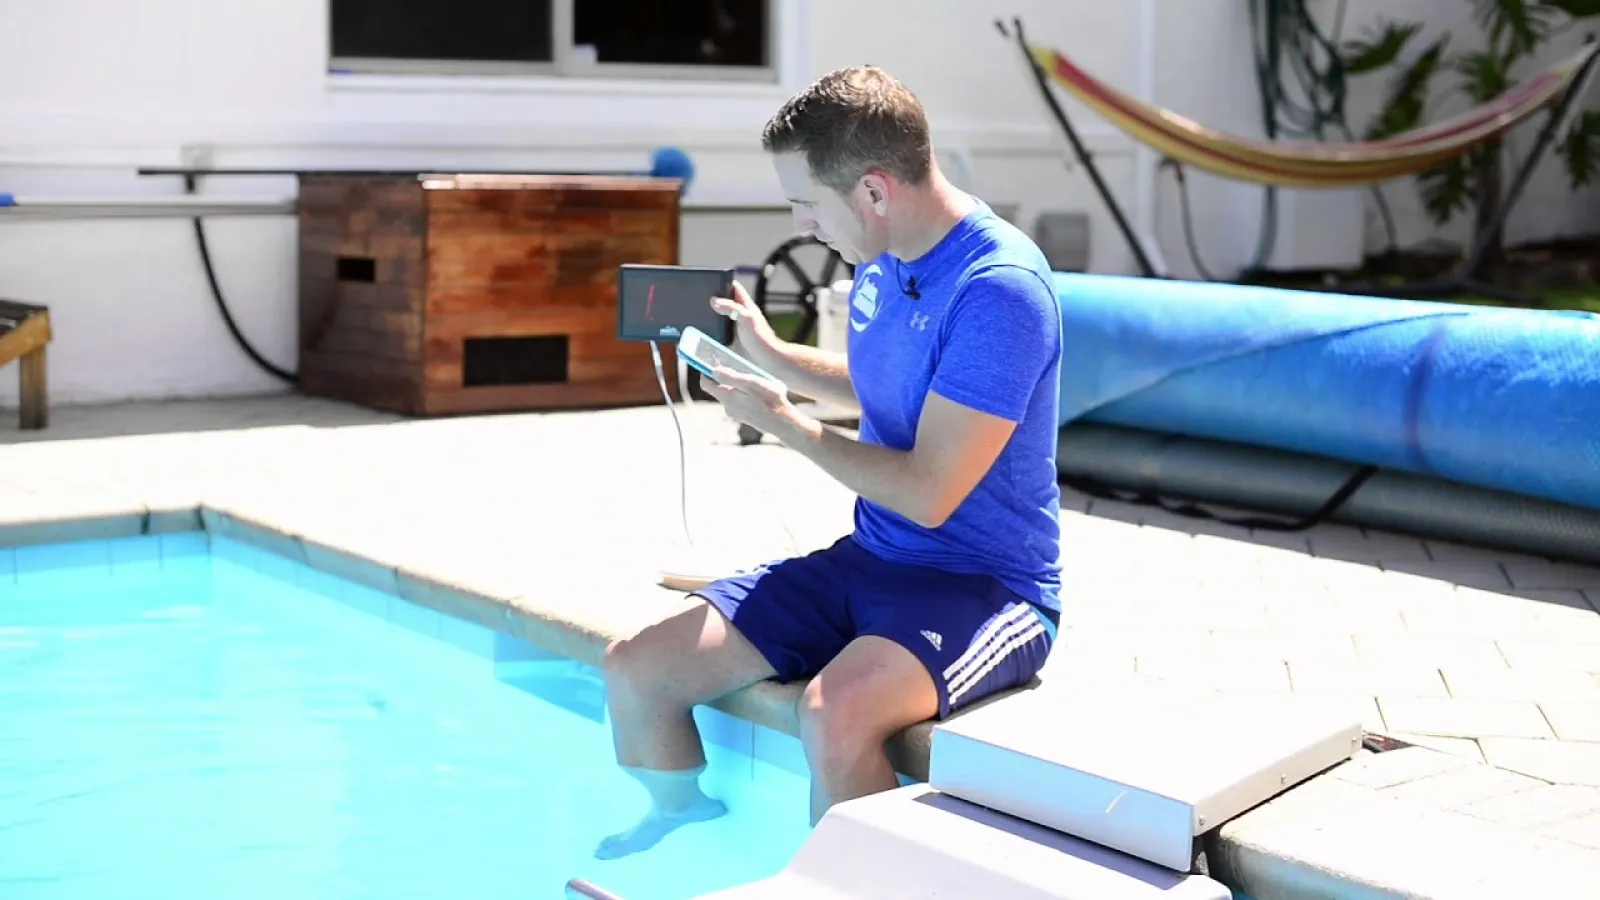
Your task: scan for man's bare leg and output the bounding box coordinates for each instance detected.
[596,601,777,859]
[796,635,939,825]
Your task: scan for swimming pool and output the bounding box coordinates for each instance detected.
[0,532,814,899]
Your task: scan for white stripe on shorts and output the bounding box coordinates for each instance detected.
[942,602,1035,682]
[946,614,1048,707]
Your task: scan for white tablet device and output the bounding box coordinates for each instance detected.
[677,326,786,394]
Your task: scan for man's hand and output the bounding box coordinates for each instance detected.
[710,281,781,367]
[709,280,859,412]
[716,373,1018,529]
[707,366,802,438]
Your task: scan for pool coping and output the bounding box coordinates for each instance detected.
[5,499,1598,898]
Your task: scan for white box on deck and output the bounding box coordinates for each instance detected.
[928,686,1364,872]
[805,279,861,424]
[693,783,1232,900]
[816,278,854,358]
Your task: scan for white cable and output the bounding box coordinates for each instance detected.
[676,352,697,407]
[650,340,694,548]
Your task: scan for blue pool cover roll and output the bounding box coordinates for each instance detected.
[1053,273,1600,511]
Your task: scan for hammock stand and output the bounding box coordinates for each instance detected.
[997,16,1600,302]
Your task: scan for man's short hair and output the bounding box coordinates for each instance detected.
[761,66,934,196]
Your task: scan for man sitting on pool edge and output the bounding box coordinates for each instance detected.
[596,65,1064,861]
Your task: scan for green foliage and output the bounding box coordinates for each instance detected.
[1341,0,1597,229]
[1454,49,1512,102]
[1470,0,1560,60]
[1360,34,1449,140]
[1417,154,1477,223]
[1561,110,1600,187]
[1539,0,1600,20]
[1341,19,1425,75]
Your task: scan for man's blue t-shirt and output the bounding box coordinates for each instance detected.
[844,201,1064,616]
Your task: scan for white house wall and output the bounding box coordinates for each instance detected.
[0,0,1593,406]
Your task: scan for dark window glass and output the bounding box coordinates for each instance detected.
[574,1,768,68]
[330,0,555,63]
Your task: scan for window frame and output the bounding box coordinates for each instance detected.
[327,0,781,85]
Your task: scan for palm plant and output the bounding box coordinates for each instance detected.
[1341,0,1599,264]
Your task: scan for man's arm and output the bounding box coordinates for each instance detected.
[764,265,1060,527]
[756,341,859,412]
[717,280,860,412]
[766,393,1017,528]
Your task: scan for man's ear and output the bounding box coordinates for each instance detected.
[861,172,890,216]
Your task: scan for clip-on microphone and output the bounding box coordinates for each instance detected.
[896,258,921,299]
[615,264,749,592]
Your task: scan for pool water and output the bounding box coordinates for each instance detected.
[0,533,814,900]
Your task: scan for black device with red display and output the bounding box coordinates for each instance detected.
[616,264,737,345]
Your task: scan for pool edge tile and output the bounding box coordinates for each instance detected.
[160,532,211,561]
[14,538,114,576]
[0,511,148,550]
[301,539,403,597]
[395,567,515,635]
[438,615,498,658]
[752,723,808,782]
[197,506,232,537]
[697,706,756,762]
[339,581,394,623]
[388,596,444,640]
[211,511,307,567]
[494,632,561,664]
[146,507,204,535]
[108,535,163,579]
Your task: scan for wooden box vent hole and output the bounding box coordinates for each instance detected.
[462,335,569,387]
[337,256,377,282]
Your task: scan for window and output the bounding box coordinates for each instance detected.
[328,0,776,82]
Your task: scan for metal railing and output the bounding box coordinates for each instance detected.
[565,879,627,900]
[0,195,296,220]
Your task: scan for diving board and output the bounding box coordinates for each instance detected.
[0,299,50,430]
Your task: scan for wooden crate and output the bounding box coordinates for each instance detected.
[296,172,683,416]
[0,299,50,430]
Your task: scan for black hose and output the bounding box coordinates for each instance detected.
[184,175,297,384]
[1058,422,1600,568]
[1235,0,1401,279]
[1164,162,1220,283]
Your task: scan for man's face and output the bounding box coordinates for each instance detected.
[772,152,887,265]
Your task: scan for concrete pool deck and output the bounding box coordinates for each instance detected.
[3,393,1599,897]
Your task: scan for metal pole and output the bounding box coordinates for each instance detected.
[565,879,628,900]
[0,196,295,220]
[995,17,1161,279]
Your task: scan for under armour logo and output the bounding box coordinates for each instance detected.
[920,630,942,651]
[909,312,930,331]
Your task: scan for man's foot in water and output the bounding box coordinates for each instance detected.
[594,795,727,860]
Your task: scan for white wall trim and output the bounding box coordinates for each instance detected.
[0,117,1130,168]
[0,114,1133,211]
[776,0,812,96]
[323,72,793,101]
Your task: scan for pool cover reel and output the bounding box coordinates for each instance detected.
[1050,273,1600,564]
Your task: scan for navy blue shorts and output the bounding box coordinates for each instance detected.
[698,535,1058,719]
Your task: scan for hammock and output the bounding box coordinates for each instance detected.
[1024,35,1600,188]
